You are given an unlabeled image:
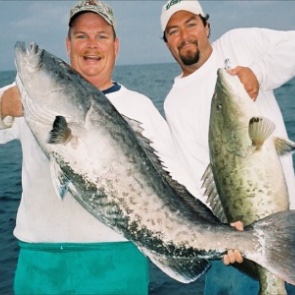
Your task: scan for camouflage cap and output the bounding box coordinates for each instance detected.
[69,0,117,34]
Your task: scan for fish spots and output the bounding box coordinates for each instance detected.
[126,168,133,177]
[125,206,133,215]
[129,196,137,205]
[148,218,156,227]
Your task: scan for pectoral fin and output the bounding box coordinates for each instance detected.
[248,117,275,150]
[47,116,72,144]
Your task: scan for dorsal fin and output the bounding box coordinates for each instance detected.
[201,164,228,223]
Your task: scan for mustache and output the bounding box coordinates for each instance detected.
[178,40,198,50]
[83,51,103,56]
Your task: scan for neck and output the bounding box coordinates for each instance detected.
[86,77,114,91]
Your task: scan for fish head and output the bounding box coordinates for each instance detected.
[14,41,91,125]
[209,68,257,149]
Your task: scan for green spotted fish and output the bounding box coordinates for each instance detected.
[204,68,295,294]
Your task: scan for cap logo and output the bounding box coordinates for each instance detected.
[165,0,182,11]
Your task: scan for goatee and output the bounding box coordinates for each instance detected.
[180,51,200,66]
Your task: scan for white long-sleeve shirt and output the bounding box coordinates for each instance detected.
[0,83,175,243]
[164,28,295,209]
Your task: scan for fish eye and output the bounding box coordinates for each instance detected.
[217,104,222,111]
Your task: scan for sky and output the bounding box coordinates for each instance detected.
[1,0,295,71]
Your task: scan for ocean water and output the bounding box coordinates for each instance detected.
[0,64,295,295]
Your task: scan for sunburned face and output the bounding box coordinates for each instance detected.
[66,12,119,90]
[165,11,212,76]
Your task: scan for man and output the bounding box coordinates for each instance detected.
[160,0,295,294]
[0,1,169,294]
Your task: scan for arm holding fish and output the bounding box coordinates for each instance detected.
[0,83,22,127]
[227,66,259,101]
[248,29,295,91]
[221,28,295,93]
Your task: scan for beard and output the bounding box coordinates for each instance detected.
[180,50,200,65]
[178,40,200,66]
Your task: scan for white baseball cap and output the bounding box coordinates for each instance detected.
[161,0,205,32]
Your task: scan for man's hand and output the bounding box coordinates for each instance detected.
[227,66,259,101]
[1,86,23,119]
[223,249,244,265]
[222,221,244,265]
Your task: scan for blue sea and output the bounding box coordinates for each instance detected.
[0,64,295,295]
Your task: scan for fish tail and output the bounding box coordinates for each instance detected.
[246,210,295,286]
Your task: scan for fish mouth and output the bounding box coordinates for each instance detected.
[14,41,27,54]
[15,42,40,59]
[14,41,26,72]
[217,68,250,100]
[215,78,231,100]
[15,41,43,72]
[14,41,70,125]
[217,69,237,93]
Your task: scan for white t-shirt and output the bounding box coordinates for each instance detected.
[164,28,295,209]
[0,83,176,243]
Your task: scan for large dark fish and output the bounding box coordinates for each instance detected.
[14,42,295,286]
[204,68,295,294]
